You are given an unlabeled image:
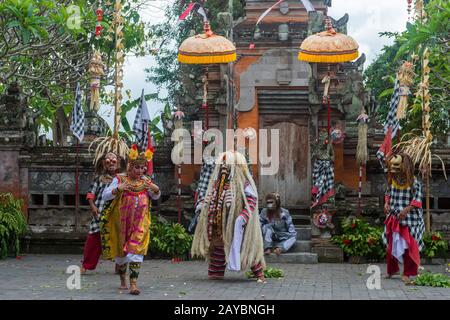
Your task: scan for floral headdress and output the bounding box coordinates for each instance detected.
[128,144,154,166]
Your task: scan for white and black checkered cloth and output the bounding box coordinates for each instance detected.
[382,177,425,251]
[87,176,113,234]
[384,78,400,139]
[195,158,216,209]
[312,159,334,206]
[70,83,84,142]
[133,89,150,151]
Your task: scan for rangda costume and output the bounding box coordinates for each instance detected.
[191,151,266,281]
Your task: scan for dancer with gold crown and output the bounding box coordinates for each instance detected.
[101,144,160,295]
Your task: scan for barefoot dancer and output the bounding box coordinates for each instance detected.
[81,152,121,274]
[191,151,266,283]
[383,153,425,284]
[101,145,160,295]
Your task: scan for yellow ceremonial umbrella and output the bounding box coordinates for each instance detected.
[178,22,236,64]
[178,22,236,129]
[298,18,359,63]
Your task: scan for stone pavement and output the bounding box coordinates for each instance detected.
[0,255,449,300]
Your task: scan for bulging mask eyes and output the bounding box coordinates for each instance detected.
[105,159,111,165]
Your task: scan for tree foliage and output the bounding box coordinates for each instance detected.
[364,0,449,140]
[0,0,154,143]
[146,0,245,108]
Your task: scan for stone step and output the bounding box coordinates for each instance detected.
[292,240,311,253]
[296,226,311,240]
[265,252,318,264]
[291,214,311,225]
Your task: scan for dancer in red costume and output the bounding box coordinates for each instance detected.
[383,153,424,284]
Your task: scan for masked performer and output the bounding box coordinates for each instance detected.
[311,129,335,208]
[101,145,160,295]
[383,152,424,283]
[191,150,266,283]
[260,193,297,255]
[81,152,121,273]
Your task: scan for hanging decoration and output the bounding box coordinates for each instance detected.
[90,0,129,165]
[407,0,413,18]
[88,50,105,113]
[95,2,104,39]
[312,209,334,230]
[174,108,186,225]
[356,111,369,166]
[330,122,345,144]
[396,61,415,119]
[356,110,369,215]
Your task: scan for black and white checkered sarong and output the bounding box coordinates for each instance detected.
[382,177,425,250]
[311,159,334,207]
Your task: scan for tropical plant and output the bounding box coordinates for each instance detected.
[0,193,28,259]
[0,0,155,144]
[246,267,284,279]
[412,272,450,288]
[422,231,448,259]
[332,217,385,260]
[364,0,450,141]
[150,220,193,258]
[146,0,245,108]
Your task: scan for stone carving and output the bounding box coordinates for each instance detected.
[280,2,289,15]
[342,69,365,120]
[308,12,348,35]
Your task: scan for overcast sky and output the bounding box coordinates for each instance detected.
[98,0,408,131]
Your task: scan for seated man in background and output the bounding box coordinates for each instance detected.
[260,193,297,255]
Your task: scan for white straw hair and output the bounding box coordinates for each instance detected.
[191,150,265,269]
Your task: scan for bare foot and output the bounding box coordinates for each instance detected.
[274,248,282,256]
[257,277,267,284]
[80,267,87,274]
[208,275,224,280]
[129,284,141,295]
[264,249,272,255]
[119,275,127,290]
[402,275,412,284]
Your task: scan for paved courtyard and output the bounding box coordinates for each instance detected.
[0,255,449,300]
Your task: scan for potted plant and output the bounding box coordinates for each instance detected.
[422,232,448,264]
[150,220,193,262]
[332,216,387,263]
[0,193,27,259]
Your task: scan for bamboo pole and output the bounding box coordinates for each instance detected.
[113,0,124,141]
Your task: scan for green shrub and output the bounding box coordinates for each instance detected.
[0,193,27,259]
[423,232,448,259]
[412,272,450,288]
[246,267,284,279]
[332,216,385,259]
[150,219,193,258]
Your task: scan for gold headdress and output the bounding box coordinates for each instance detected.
[128,144,153,166]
